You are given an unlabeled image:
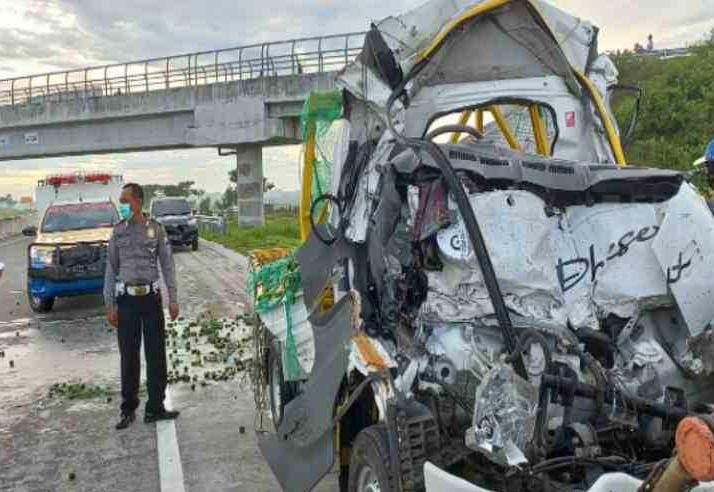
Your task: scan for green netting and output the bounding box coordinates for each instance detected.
[249,254,302,380]
[300,90,343,217]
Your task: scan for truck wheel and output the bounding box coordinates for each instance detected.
[28,293,54,313]
[191,238,199,251]
[348,425,397,492]
[267,339,300,430]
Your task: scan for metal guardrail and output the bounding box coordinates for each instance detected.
[195,215,226,235]
[0,32,366,107]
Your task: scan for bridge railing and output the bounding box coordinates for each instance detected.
[0,32,366,107]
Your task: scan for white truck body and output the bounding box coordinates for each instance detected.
[34,174,123,217]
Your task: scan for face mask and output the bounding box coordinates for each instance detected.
[118,203,132,219]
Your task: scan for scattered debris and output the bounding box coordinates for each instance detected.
[164,315,252,388]
[48,382,113,400]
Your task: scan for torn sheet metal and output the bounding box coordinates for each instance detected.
[258,294,355,492]
[345,133,396,243]
[422,190,672,329]
[349,332,397,374]
[352,0,597,81]
[259,293,315,376]
[425,190,570,327]
[425,324,500,380]
[295,225,352,310]
[467,364,538,466]
[561,202,669,327]
[652,183,714,337]
[329,120,352,229]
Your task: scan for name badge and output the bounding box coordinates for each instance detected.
[147,226,155,239]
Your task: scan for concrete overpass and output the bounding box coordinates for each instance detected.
[0,33,365,225]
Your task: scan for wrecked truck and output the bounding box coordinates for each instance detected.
[248,1,714,491]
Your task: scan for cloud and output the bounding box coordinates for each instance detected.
[1,0,713,199]
[554,0,714,50]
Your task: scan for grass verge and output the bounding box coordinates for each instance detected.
[200,211,301,255]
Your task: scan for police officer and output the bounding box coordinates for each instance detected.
[104,183,180,430]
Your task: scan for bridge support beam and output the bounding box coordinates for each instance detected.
[236,144,264,227]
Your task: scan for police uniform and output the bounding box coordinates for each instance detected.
[104,215,177,417]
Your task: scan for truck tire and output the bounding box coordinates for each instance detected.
[28,292,54,313]
[267,339,300,430]
[191,238,199,251]
[348,424,397,492]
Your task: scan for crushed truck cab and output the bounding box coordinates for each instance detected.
[248,1,714,492]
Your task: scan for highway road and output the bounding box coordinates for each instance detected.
[0,236,335,491]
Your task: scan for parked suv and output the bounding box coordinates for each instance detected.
[149,197,198,251]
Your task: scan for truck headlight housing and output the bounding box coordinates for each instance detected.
[30,246,55,267]
[187,218,197,227]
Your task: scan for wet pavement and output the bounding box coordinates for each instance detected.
[0,237,335,491]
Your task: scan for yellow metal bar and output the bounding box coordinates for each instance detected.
[573,71,627,165]
[413,0,627,165]
[299,121,316,241]
[489,106,521,151]
[449,110,473,143]
[474,109,484,132]
[415,0,511,63]
[529,105,550,156]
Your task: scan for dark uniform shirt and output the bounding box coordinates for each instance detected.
[103,215,177,309]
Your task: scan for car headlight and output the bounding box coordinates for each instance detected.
[187,218,197,227]
[30,246,55,266]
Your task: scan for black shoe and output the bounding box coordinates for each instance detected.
[144,409,180,423]
[115,413,135,430]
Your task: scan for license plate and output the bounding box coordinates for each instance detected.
[67,263,102,274]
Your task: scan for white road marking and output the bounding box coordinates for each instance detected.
[157,389,186,492]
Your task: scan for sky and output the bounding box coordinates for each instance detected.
[1,0,713,199]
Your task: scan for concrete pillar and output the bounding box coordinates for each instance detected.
[236,144,264,227]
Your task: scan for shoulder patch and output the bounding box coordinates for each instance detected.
[150,221,167,240]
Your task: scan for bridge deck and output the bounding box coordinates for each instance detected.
[0,32,364,108]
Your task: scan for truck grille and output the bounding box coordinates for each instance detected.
[57,243,108,276]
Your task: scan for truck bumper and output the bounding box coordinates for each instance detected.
[423,462,714,492]
[166,227,198,246]
[28,277,104,299]
[423,462,489,492]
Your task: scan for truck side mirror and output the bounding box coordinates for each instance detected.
[22,225,37,237]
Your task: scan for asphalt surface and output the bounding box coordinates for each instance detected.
[0,236,337,491]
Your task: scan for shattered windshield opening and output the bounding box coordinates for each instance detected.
[41,202,119,233]
[151,199,191,217]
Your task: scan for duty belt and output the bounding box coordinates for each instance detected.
[116,281,161,297]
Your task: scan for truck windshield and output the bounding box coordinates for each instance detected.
[151,199,191,217]
[41,202,119,233]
